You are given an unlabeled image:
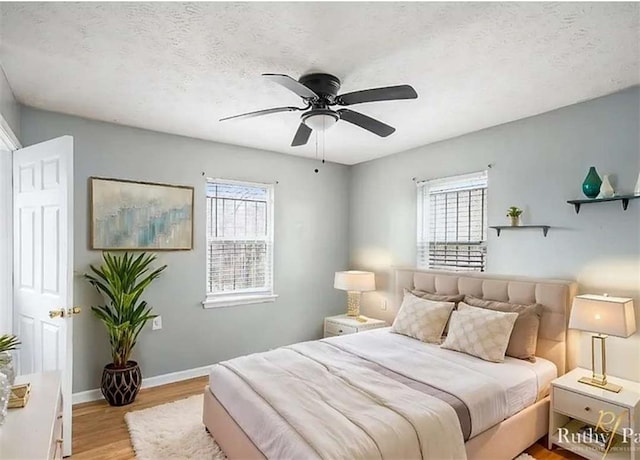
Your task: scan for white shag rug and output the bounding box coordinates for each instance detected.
[126,394,537,460]
[125,394,225,460]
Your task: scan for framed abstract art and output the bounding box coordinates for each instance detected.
[89,177,194,250]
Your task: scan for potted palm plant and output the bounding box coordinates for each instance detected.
[84,252,167,406]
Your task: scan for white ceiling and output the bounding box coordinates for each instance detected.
[1,2,638,165]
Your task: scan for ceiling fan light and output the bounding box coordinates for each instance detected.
[302,111,339,131]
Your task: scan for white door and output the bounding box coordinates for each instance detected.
[13,136,74,457]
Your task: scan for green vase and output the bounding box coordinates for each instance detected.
[582,166,602,198]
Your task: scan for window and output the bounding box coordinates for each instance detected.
[417,171,488,271]
[203,179,276,308]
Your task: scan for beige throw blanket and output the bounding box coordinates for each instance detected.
[220,341,466,460]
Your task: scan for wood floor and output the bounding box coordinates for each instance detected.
[72,376,208,459]
[71,376,582,459]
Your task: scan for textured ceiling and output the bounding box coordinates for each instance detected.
[0,2,638,165]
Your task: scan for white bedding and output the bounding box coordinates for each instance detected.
[219,341,466,459]
[328,328,557,428]
[208,328,556,459]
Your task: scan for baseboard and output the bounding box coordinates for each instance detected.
[73,388,103,405]
[72,364,214,405]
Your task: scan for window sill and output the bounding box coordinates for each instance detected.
[202,294,279,309]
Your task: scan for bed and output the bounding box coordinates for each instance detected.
[203,268,578,459]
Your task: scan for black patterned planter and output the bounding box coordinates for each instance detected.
[101,361,142,406]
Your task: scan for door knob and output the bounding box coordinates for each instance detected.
[67,307,82,316]
[49,309,65,319]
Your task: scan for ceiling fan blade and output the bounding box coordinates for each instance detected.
[337,85,418,106]
[263,73,318,100]
[291,123,312,147]
[219,106,303,122]
[337,109,395,137]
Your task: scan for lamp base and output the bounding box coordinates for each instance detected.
[346,291,361,317]
[581,334,622,393]
[578,376,622,393]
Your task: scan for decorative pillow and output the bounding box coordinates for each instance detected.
[463,296,543,362]
[410,290,464,336]
[441,304,518,362]
[411,290,465,304]
[391,292,455,343]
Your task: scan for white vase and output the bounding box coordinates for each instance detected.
[0,373,9,426]
[600,174,615,198]
[0,352,15,386]
[634,172,640,196]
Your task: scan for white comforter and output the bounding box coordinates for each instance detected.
[210,328,554,459]
[329,329,534,438]
[219,340,466,460]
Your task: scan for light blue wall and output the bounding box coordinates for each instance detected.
[349,87,640,381]
[19,87,640,390]
[20,107,351,392]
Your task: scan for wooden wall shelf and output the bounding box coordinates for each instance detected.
[567,195,640,214]
[490,225,550,237]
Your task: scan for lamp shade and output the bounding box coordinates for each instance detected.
[334,271,375,292]
[569,294,636,338]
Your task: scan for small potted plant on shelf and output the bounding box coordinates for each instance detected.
[84,252,167,406]
[506,206,523,226]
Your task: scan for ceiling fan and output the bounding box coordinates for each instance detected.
[220,73,418,147]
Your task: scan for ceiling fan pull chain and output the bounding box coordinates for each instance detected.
[314,130,320,173]
[322,129,326,164]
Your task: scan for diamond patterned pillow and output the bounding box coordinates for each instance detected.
[411,290,464,335]
[441,304,518,362]
[391,291,454,343]
[461,297,543,362]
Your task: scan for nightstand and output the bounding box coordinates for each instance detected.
[323,314,386,338]
[549,367,640,460]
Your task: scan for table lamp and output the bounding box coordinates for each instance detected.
[568,294,636,393]
[334,271,375,317]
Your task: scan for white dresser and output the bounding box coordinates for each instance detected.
[0,372,63,459]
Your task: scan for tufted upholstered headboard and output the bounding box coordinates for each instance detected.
[394,267,578,375]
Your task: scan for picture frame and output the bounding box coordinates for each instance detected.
[89,177,194,250]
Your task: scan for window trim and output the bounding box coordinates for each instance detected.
[416,170,488,272]
[202,293,279,309]
[203,178,276,308]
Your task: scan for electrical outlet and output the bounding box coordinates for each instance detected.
[381,299,387,311]
[152,316,162,330]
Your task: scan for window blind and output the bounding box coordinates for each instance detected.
[206,180,274,296]
[417,171,488,271]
